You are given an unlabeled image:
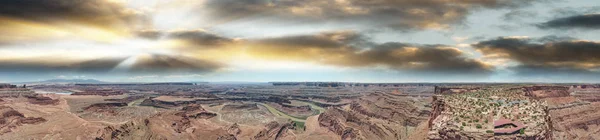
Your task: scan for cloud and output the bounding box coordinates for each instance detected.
[126,54,223,73]
[247,31,493,75]
[0,54,222,74]
[202,0,542,30]
[550,6,600,17]
[474,36,600,66]
[167,29,235,47]
[164,74,205,78]
[537,14,600,30]
[473,36,600,78]
[0,0,150,43]
[135,30,163,40]
[503,10,538,22]
[0,0,149,30]
[0,57,126,73]
[250,31,371,49]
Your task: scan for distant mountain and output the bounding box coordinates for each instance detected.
[44,79,105,83]
[208,81,269,85]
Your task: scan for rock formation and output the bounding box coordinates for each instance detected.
[96,104,226,140]
[0,106,46,135]
[253,121,296,140]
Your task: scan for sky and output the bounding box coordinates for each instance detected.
[1,0,600,83]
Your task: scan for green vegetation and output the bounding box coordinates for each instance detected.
[443,87,547,134]
[293,120,306,131]
[519,128,525,134]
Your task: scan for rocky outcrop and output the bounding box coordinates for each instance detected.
[0,106,46,135]
[83,103,127,115]
[96,119,165,140]
[350,95,427,126]
[253,121,295,140]
[551,102,600,139]
[140,98,223,108]
[523,86,570,98]
[71,89,124,96]
[105,96,146,103]
[97,104,225,140]
[170,104,218,133]
[25,95,60,105]
[221,103,260,112]
[434,86,481,95]
[318,108,361,140]
[318,92,430,140]
[175,104,217,119]
[0,88,36,98]
[0,84,17,89]
[428,95,445,127]
[227,123,241,136]
[267,102,314,117]
[429,88,552,140]
[217,135,237,140]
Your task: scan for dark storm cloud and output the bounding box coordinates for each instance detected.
[0,0,150,30]
[473,36,600,77]
[550,6,600,17]
[135,30,163,40]
[535,35,577,43]
[353,43,492,74]
[203,0,542,30]
[537,14,600,30]
[167,30,234,47]
[0,57,126,73]
[466,35,488,42]
[254,31,372,49]
[248,31,493,75]
[0,55,222,74]
[474,36,600,65]
[128,54,223,73]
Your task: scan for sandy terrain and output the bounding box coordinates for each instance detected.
[1,96,107,139]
